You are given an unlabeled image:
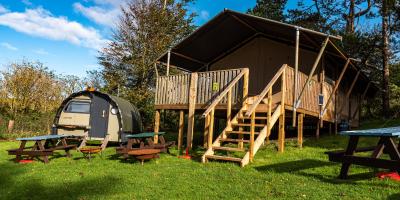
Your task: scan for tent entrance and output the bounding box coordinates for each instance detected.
[89,95,109,138]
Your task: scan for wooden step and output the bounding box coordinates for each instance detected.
[226,130,260,135]
[205,155,242,162]
[212,146,245,152]
[219,138,250,143]
[231,123,265,127]
[237,116,268,120]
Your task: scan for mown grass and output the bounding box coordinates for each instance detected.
[1,133,400,200]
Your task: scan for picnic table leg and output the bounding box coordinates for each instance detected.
[37,140,49,164]
[382,137,400,173]
[371,137,385,158]
[159,136,166,145]
[339,136,359,179]
[124,139,134,159]
[146,138,155,148]
[16,141,27,162]
[61,138,71,158]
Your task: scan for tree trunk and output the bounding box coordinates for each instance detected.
[346,0,355,33]
[382,0,390,118]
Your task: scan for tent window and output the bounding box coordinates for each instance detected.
[65,101,90,113]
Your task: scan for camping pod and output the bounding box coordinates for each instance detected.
[52,90,143,142]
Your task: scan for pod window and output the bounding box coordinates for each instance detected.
[65,101,90,113]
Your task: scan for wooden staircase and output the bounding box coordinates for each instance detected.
[202,95,282,167]
[201,64,288,167]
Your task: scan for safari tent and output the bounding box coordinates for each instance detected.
[52,90,142,142]
[153,9,377,166]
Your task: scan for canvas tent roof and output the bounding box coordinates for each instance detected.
[157,9,377,95]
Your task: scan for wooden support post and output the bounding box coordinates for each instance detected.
[239,69,249,149]
[316,121,320,139]
[178,110,184,152]
[242,69,249,108]
[266,88,272,144]
[298,113,304,148]
[166,50,171,76]
[226,89,232,130]
[278,69,286,153]
[204,114,210,148]
[250,111,255,161]
[292,27,300,127]
[154,110,160,144]
[208,108,215,148]
[295,37,329,109]
[187,73,198,149]
[238,126,244,149]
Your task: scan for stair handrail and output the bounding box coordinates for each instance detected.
[244,64,287,117]
[202,68,249,117]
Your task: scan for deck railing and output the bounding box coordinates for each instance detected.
[155,68,246,107]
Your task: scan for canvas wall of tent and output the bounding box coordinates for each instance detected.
[52,89,143,142]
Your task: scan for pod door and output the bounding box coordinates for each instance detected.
[89,95,109,138]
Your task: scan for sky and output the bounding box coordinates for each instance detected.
[0,0,263,77]
[0,0,375,77]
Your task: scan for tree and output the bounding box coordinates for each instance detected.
[247,0,287,21]
[99,0,195,125]
[59,75,84,98]
[0,61,63,117]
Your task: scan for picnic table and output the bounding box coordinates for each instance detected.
[326,126,400,179]
[7,135,77,163]
[116,132,174,158]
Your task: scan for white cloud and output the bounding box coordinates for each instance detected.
[33,48,49,55]
[1,42,18,51]
[0,8,109,50]
[73,2,120,27]
[22,0,33,6]
[0,4,9,14]
[200,10,209,20]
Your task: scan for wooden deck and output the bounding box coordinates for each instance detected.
[155,66,335,122]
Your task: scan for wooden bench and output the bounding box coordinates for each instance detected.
[116,132,174,158]
[128,149,161,165]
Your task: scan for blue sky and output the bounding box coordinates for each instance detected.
[0,0,376,77]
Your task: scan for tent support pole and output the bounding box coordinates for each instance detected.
[166,50,171,76]
[292,27,300,127]
[294,37,329,111]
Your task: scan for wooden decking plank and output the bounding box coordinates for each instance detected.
[212,146,246,152]
[205,155,242,162]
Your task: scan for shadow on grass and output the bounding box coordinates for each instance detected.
[387,193,400,200]
[0,163,119,200]
[255,159,334,173]
[254,158,396,187]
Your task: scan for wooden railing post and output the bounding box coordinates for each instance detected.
[266,88,272,144]
[278,68,286,153]
[249,111,255,162]
[243,68,249,108]
[208,108,215,148]
[204,113,210,148]
[226,89,232,130]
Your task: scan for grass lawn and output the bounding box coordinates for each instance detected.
[1,135,400,200]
